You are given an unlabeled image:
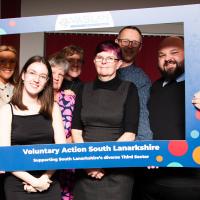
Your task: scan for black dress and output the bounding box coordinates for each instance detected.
[72,76,139,200]
[61,78,82,95]
[4,105,61,200]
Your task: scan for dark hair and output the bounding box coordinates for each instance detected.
[60,45,84,61]
[11,55,54,119]
[118,26,143,41]
[0,45,19,84]
[95,40,122,60]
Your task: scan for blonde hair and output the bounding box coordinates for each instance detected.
[0,45,17,54]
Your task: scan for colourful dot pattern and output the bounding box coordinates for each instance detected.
[0,19,17,35]
[167,162,183,167]
[195,110,200,120]
[192,147,200,165]
[168,141,188,156]
[156,155,163,162]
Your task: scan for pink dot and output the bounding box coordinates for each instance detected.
[168,141,188,156]
[195,110,200,120]
[8,20,16,27]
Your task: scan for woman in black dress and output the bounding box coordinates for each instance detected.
[71,40,139,200]
[0,56,67,200]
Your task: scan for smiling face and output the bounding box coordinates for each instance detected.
[94,51,122,81]
[65,53,82,80]
[52,66,65,91]
[22,62,49,97]
[0,50,17,84]
[158,37,184,80]
[116,28,142,64]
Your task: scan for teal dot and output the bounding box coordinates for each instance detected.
[0,28,6,35]
[167,162,183,167]
[190,130,200,139]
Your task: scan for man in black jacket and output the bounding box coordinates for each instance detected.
[141,36,200,200]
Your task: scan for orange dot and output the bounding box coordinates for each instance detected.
[192,146,200,165]
[156,155,163,162]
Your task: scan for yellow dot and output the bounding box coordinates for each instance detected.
[156,155,163,162]
[192,146,200,165]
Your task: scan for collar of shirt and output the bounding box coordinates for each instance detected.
[0,82,11,90]
[162,73,185,87]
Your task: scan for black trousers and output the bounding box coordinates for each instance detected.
[133,168,200,200]
[0,175,5,200]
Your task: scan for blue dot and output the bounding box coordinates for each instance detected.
[190,130,200,139]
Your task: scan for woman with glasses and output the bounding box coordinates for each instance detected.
[0,55,67,200]
[71,40,139,200]
[0,45,19,107]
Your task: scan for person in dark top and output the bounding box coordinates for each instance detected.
[60,45,84,95]
[140,36,200,200]
[71,40,139,200]
[0,56,67,200]
[115,26,152,140]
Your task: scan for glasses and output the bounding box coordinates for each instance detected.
[67,59,83,66]
[52,72,64,79]
[94,56,119,63]
[117,39,141,47]
[0,58,17,67]
[26,70,49,82]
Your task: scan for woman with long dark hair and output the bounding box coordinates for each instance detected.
[0,55,67,200]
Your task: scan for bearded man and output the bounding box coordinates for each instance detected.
[148,36,185,140]
[140,36,200,200]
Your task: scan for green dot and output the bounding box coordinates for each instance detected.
[0,28,7,35]
[167,162,183,167]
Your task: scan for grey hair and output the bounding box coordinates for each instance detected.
[49,53,69,74]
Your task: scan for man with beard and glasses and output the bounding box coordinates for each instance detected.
[115,26,152,140]
[139,36,200,200]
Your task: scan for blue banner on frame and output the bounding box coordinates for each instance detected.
[0,141,200,171]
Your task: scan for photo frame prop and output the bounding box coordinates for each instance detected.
[0,4,200,171]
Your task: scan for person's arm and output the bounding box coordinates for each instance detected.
[52,102,67,144]
[71,129,84,143]
[117,132,136,141]
[71,85,84,143]
[12,171,52,192]
[0,104,12,146]
[117,83,139,142]
[192,91,200,109]
[0,104,11,174]
[136,76,152,140]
